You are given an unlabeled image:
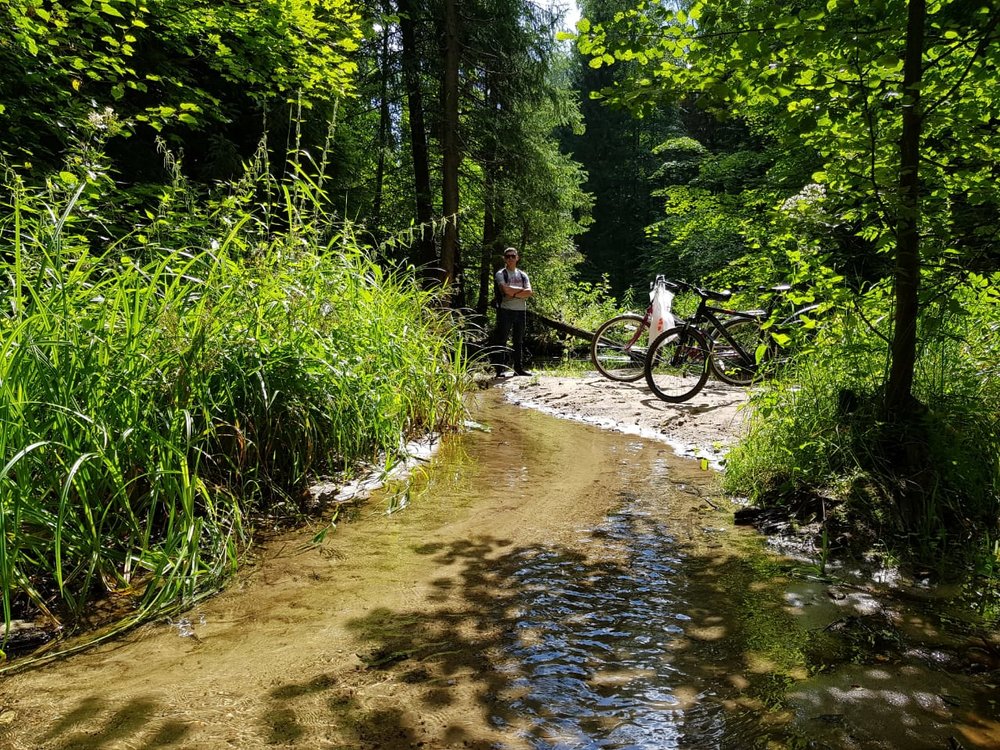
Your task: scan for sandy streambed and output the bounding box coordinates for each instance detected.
[0,390,734,749]
[1,381,997,750]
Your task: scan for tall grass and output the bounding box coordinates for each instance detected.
[0,155,468,660]
[724,279,1000,568]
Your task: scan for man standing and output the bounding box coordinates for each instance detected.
[494,247,534,376]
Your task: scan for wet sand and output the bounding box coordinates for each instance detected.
[496,373,750,465]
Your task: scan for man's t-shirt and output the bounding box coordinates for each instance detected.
[495,268,531,311]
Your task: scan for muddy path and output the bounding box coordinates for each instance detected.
[0,387,998,749]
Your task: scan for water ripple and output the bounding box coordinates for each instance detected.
[494,499,727,749]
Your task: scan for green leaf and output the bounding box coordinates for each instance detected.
[874,53,900,70]
[576,18,591,33]
[101,2,125,18]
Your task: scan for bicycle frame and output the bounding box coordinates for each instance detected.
[614,276,669,353]
[621,290,760,368]
[692,300,762,366]
[644,280,823,401]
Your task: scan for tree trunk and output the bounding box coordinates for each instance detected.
[398,0,437,269]
[884,0,925,420]
[371,9,392,241]
[479,172,498,314]
[478,72,500,315]
[439,0,461,288]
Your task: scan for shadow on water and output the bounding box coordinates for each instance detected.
[328,523,807,749]
[2,389,998,750]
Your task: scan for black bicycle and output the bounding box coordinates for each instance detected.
[643,281,818,403]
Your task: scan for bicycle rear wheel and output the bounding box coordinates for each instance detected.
[591,313,648,382]
[710,317,765,386]
[644,326,710,403]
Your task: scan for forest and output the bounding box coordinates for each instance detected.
[0,0,998,658]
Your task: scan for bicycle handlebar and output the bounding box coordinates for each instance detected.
[655,277,731,302]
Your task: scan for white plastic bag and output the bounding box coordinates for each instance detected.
[649,281,675,343]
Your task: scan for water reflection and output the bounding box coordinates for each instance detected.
[492,471,749,749]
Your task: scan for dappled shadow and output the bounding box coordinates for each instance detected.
[26,695,192,750]
[326,506,999,749]
[637,393,747,413]
[323,506,816,748]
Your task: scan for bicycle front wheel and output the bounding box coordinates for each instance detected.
[710,317,765,386]
[644,326,710,403]
[591,313,648,382]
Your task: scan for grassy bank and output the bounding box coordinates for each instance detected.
[0,160,469,661]
[723,280,1000,575]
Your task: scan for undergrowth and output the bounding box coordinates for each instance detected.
[724,279,1000,574]
[0,140,469,662]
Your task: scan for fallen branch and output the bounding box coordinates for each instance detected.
[528,311,594,342]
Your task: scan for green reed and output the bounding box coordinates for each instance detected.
[724,282,1000,569]
[0,165,468,660]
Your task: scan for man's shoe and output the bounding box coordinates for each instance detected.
[514,369,533,376]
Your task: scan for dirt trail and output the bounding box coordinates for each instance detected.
[496,373,751,464]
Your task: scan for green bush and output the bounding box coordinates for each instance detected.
[724,278,1000,568]
[0,152,468,656]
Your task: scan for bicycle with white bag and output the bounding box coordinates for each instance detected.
[590,276,680,382]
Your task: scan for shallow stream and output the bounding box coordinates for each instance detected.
[0,389,997,749]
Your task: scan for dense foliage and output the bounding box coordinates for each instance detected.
[571,0,1000,567]
[0,146,468,660]
[2,0,362,181]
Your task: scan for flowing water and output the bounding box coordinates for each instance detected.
[0,390,997,749]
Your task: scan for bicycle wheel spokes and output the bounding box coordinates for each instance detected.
[591,313,648,382]
[711,317,765,386]
[644,326,710,403]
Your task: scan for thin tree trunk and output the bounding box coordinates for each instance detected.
[398,0,437,268]
[884,0,925,420]
[478,72,500,315]
[439,0,461,288]
[479,171,498,314]
[371,10,392,240]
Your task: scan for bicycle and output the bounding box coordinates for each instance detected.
[590,276,763,383]
[590,276,684,382]
[643,281,819,403]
